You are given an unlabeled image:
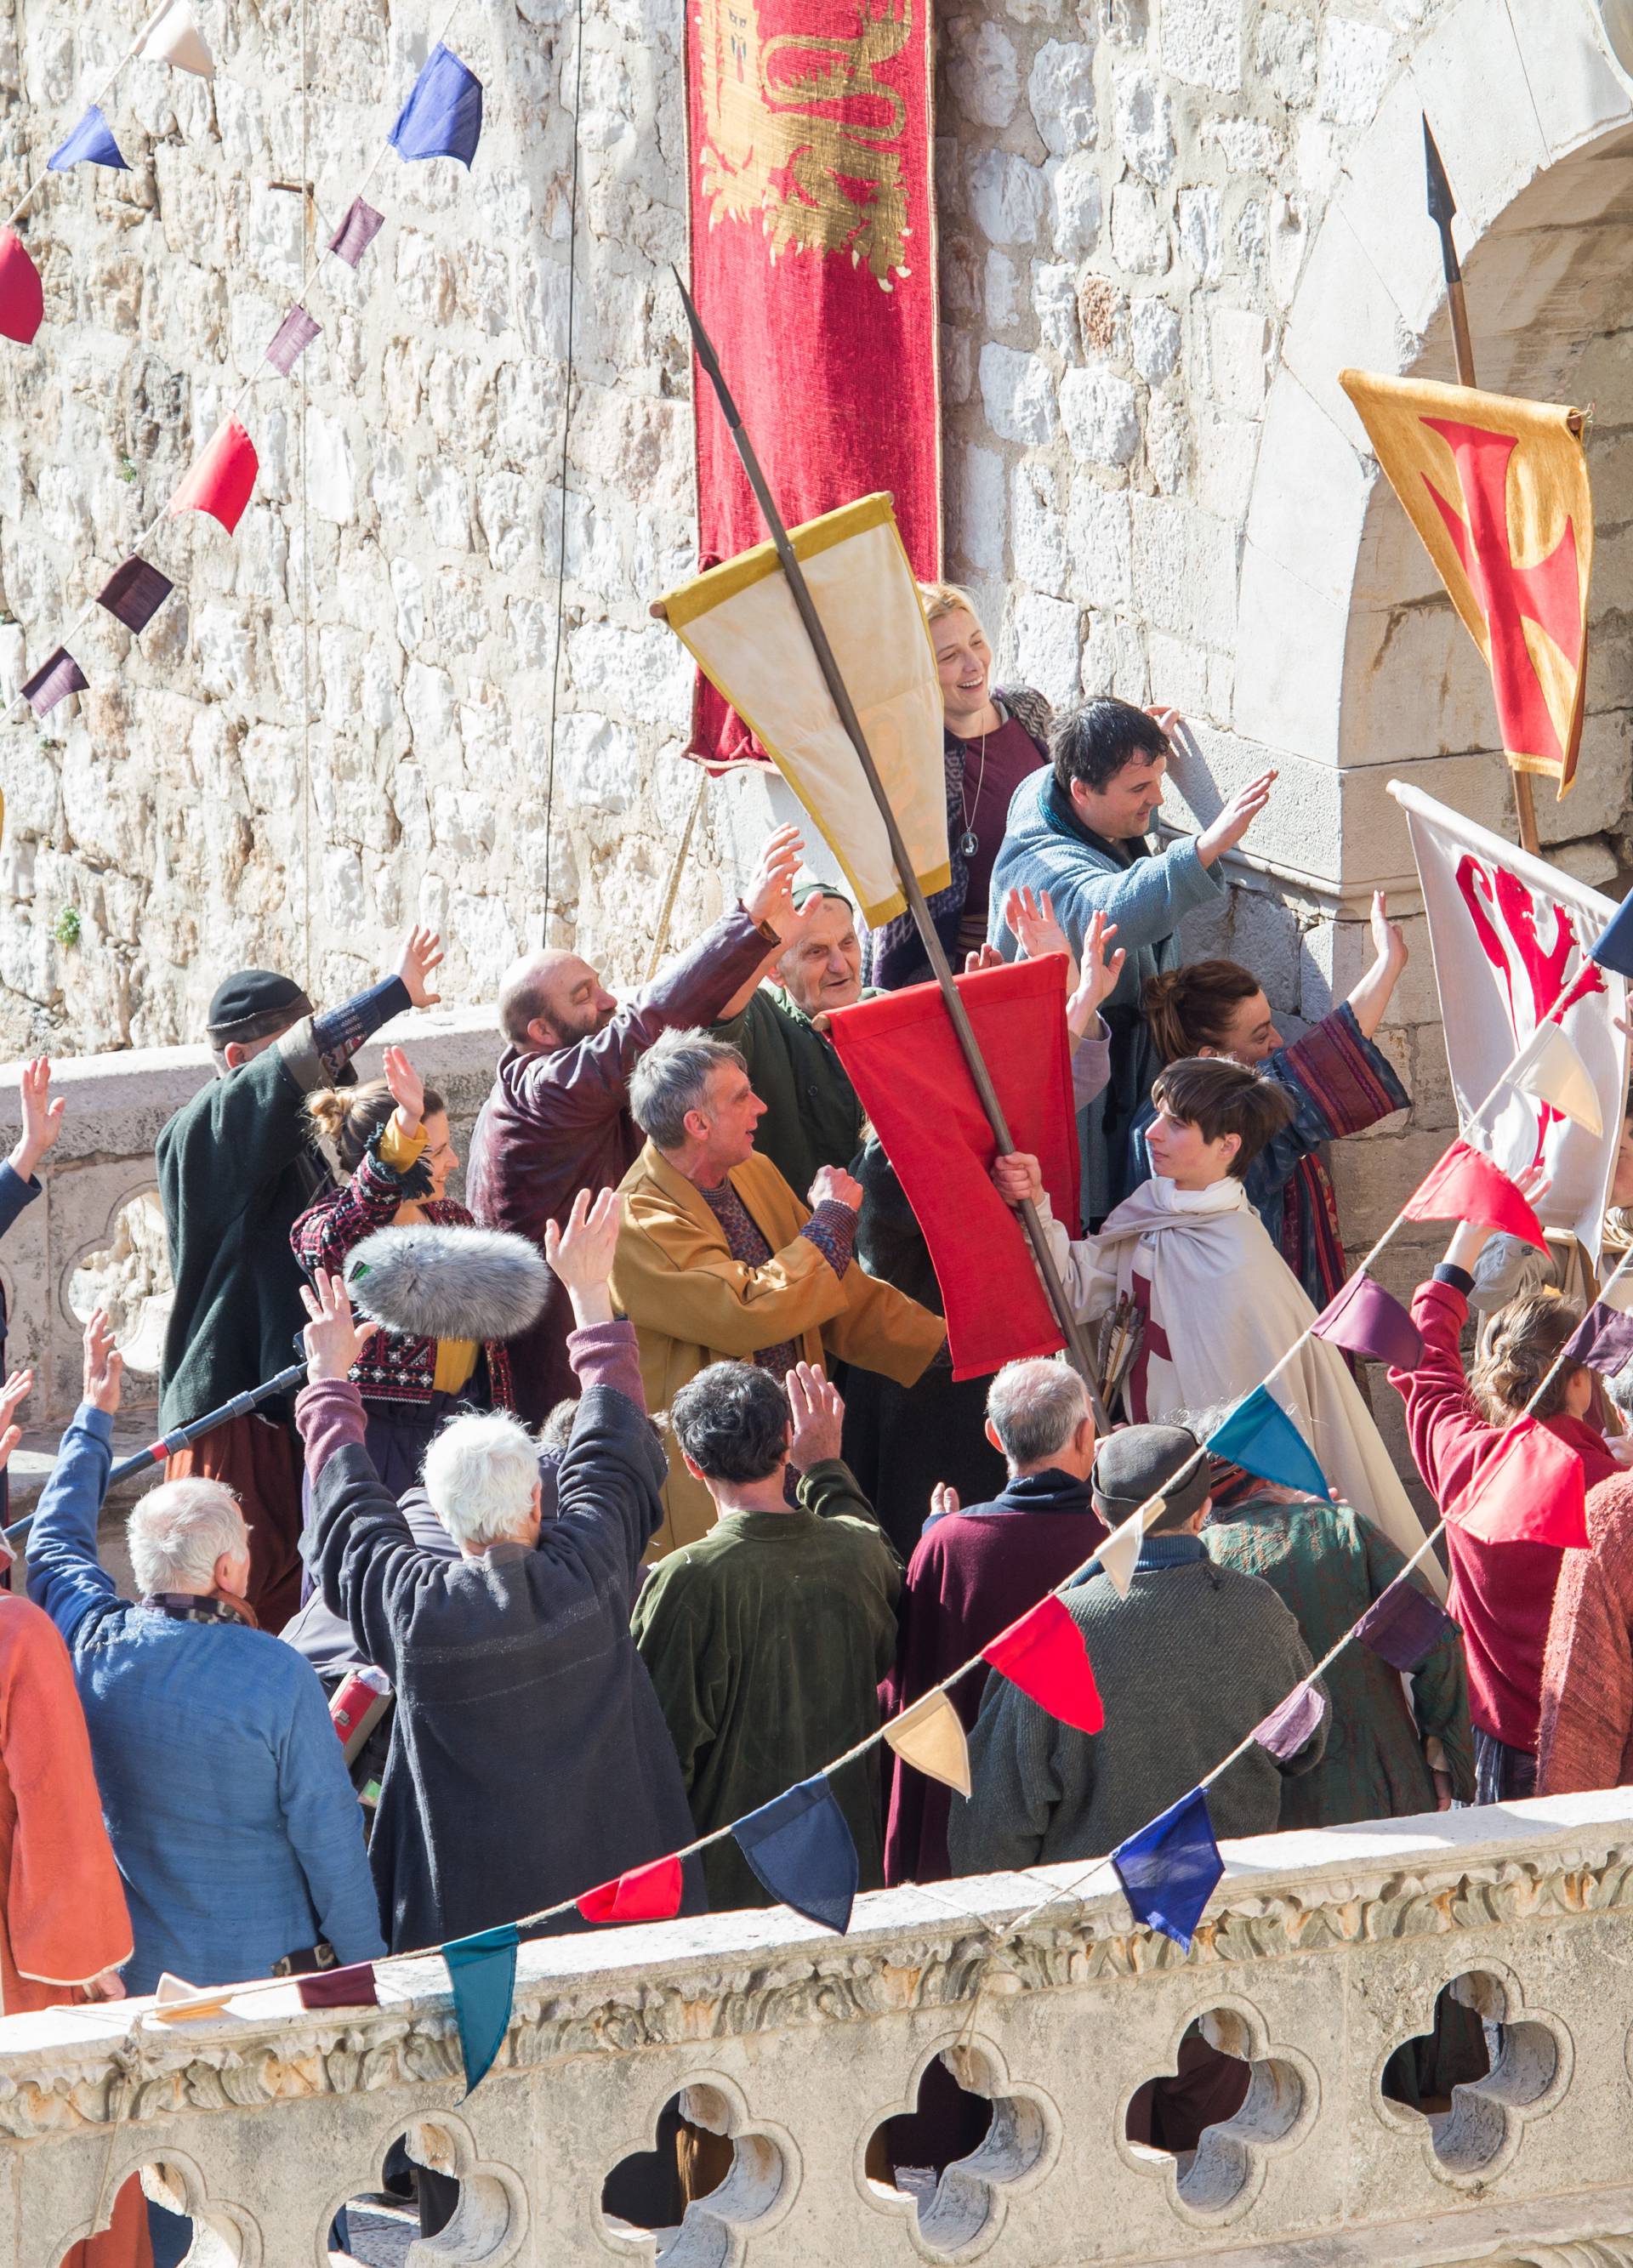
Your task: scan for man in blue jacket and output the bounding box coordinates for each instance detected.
[989,699,1274,1219]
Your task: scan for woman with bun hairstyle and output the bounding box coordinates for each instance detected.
[292,1045,515,1495]
[1130,890,1412,1306]
[1389,1173,1621,1804]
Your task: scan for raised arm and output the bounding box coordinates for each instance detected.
[1344,893,1410,1042]
[991,1152,1114,1321]
[0,1057,64,1232]
[23,1316,120,1646]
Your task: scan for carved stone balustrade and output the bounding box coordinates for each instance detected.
[11,1794,1633,2265]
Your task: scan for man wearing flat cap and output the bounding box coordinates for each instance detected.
[949,1422,1327,1879]
[156,929,443,1627]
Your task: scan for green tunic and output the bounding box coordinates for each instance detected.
[711,986,868,1204]
[630,1458,900,1915]
[1204,1494,1475,1827]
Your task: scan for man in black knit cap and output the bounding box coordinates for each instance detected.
[156,928,443,1627]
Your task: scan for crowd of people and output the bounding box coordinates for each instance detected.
[9,579,1633,2262]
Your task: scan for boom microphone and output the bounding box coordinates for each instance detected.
[344,1223,552,1342]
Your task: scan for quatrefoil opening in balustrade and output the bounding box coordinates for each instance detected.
[51,2151,257,2266]
[861,2037,1060,2262]
[1118,2002,1317,2225]
[324,2112,529,2265]
[600,2078,798,2265]
[1379,1967,1571,2183]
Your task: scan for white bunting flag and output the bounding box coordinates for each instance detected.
[1100,1498,1162,1599]
[139,0,214,77]
[883,1691,970,1797]
[1511,1022,1603,1137]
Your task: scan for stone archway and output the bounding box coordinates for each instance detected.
[1232,0,1633,908]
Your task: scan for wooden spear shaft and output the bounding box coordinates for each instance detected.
[1424,115,1542,858]
[670,271,1111,1432]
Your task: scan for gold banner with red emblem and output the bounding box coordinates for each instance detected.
[1340,370,1592,795]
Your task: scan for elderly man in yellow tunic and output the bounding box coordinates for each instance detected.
[613,1028,946,1555]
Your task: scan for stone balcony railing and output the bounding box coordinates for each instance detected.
[10,1793,1633,2266]
[0,1008,501,1503]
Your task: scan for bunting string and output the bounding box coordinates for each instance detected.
[0,0,481,735]
[114,866,1624,2059]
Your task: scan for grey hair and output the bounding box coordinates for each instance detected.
[128,1478,249,1596]
[986,1358,1092,1469]
[423,1410,541,1551]
[629,1027,745,1151]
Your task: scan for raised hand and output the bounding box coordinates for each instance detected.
[0,1367,31,1470]
[300,1268,375,1383]
[787,1361,845,1471]
[1146,703,1185,742]
[11,1057,65,1184]
[82,1313,123,1416]
[742,824,805,931]
[1067,912,1127,1038]
[929,1481,959,1522]
[1004,885,1075,979]
[809,1163,863,1214]
[545,1186,621,1327]
[992,1151,1044,1208]
[964,943,1004,975]
[382,1044,424,1139]
[392,925,445,1009]
[1369,890,1408,973]
[1197,770,1277,868]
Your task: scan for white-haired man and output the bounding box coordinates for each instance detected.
[297,1191,699,1958]
[26,1313,384,1998]
[614,1028,946,1555]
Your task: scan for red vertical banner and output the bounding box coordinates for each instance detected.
[684,0,942,771]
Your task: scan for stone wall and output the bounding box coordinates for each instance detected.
[4,0,1633,1384]
[14,1793,1633,2265]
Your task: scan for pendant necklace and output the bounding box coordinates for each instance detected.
[958,725,991,861]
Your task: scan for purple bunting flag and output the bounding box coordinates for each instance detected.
[1111,1786,1223,1952]
[1353,1576,1459,1673]
[1312,1273,1423,1372]
[328,196,384,269]
[733,1776,857,1935]
[47,104,129,173]
[390,43,483,168]
[21,646,88,717]
[97,555,174,634]
[265,304,321,375]
[1251,1680,1327,1763]
[1564,1300,1633,1382]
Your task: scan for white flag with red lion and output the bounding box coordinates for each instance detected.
[1390,782,1629,1258]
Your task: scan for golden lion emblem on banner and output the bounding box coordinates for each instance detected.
[696,0,913,287]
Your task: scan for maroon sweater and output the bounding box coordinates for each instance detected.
[466,906,772,1424]
[880,1470,1106,1885]
[1391,1275,1617,1750]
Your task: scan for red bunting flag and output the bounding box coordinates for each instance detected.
[576,1854,685,1924]
[982,1595,1103,1735]
[0,229,43,344]
[169,417,258,535]
[1449,1416,1588,1549]
[1401,1139,1546,1249]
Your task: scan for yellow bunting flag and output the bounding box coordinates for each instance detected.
[1099,1498,1161,1599]
[1510,1022,1603,1137]
[883,1691,970,1797]
[654,494,949,927]
[1338,369,1592,795]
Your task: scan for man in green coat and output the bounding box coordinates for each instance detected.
[710,886,869,1197]
[631,1357,898,1913]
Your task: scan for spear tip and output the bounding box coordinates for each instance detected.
[1423,112,1457,232]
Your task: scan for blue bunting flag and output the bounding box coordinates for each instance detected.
[733,1776,857,1935]
[1591,894,1633,980]
[442,1923,518,2098]
[390,43,483,168]
[48,105,129,172]
[1207,1387,1329,1500]
[1111,1786,1223,1952]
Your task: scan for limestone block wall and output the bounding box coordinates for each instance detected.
[13,1793,1633,2265]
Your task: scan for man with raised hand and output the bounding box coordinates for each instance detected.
[469,826,823,1425]
[157,926,445,1628]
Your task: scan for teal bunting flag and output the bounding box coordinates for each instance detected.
[442,1923,518,2098]
[1207,1386,1329,1500]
